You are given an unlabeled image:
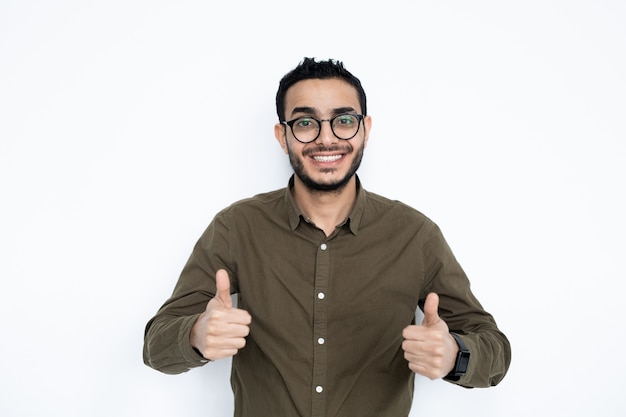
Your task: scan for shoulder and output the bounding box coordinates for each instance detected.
[364,190,434,224]
[216,187,287,219]
[359,189,444,241]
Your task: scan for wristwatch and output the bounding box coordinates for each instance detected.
[446,333,470,380]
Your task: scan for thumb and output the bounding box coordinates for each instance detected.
[214,269,233,308]
[421,293,441,327]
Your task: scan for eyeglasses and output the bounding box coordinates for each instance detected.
[282,113,365,143]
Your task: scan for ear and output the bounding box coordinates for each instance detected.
[274,123,289,154]
[363,115,372,149]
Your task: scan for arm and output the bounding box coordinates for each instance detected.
[404,223,511,388]
[143,212,250,374]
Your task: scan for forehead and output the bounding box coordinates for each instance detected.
[284,78,361,115]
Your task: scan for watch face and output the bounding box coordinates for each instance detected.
[450,333,470,375]
[457,351,470,374]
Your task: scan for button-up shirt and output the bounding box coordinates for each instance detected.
[143,176,511,417]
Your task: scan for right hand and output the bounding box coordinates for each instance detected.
[190,269,252,360]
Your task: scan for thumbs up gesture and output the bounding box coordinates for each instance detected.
[190,269,252,361]
[401,293,459,380]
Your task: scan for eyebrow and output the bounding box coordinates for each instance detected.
[290,106,357,118]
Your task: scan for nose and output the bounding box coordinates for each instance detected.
[315,119,338,145]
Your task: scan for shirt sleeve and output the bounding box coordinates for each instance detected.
[420,222,512,388]
[143,210,235,374]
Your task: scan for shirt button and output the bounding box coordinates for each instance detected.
[317,292,325,300]
[318,337,325,345]
[316,386,324,393]
[320,243,327,250]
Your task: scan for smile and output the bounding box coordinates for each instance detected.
[312,155,343,162]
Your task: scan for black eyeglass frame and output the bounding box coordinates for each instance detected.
[281,113,365,143]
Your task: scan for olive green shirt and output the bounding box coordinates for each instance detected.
[143,176,511,417]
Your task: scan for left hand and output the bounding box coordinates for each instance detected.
[402,292,459,380]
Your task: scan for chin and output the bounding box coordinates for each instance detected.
[298,172,354,193]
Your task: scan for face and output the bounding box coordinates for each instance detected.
[274,78,372,193]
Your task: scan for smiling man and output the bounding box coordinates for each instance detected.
[276,77,370,236]
[143,58,511,417]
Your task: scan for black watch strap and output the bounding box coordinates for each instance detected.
[446,333,470,381]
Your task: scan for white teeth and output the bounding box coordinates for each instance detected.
[313,155,342,162]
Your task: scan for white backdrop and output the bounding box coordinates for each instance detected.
[1,1,625,416]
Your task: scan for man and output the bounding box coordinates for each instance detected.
[143,57,511,417]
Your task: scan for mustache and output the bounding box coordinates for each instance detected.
[302,144,353,157]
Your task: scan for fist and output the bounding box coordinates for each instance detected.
[402,293,458,380]
[190,269,252,360]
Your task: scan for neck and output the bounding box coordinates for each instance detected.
[292,175,357,236]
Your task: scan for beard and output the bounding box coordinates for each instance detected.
[287,141,365,193]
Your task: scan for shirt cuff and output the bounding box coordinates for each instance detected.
[178,314,211,366]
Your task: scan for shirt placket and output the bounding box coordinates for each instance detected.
[312,240,329,417]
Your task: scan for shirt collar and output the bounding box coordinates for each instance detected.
[284,175,367,236]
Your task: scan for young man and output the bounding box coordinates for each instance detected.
[143,58,511,417]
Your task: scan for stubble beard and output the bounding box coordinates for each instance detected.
[287,142,365,193]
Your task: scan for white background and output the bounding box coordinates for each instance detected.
[1,1,625,416]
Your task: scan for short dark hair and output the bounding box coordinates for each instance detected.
[275,57,367,122]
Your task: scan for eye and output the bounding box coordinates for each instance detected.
[296,117,317,129]
[334,114,356,126]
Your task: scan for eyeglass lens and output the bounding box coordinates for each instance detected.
[291,114,361,143]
